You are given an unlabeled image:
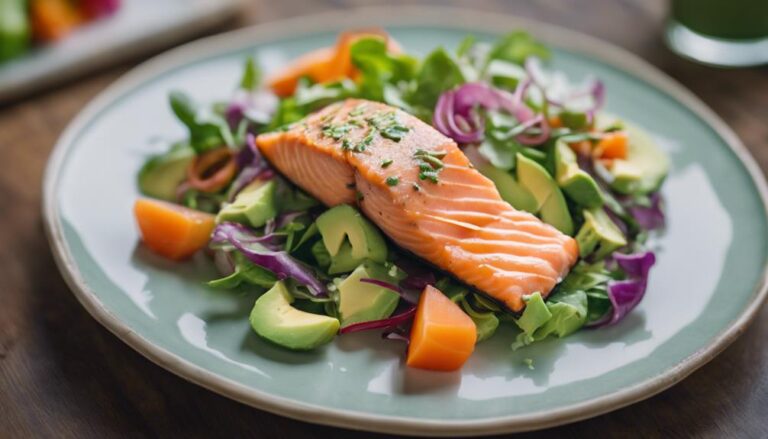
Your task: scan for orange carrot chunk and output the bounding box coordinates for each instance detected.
[406,285,477,372]
[595,131,629,160]
[267,29,400,97]
[267,47,336,97]
[134,198,215,261]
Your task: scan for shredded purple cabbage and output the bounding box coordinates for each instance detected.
[359,278,419,304]
[225,89,278,130]
[627,192,665,231]
[211,222,327,296]
[588,251,656,327]
[227,134,274,201]
[264,211,306,235]
[339,306,417,334]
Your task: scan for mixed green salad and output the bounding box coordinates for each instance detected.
[134,29,667,370]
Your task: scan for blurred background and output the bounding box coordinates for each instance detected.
[1,1,766,438]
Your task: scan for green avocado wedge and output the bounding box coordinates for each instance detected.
[249,281,340,350]
[336,262,403,328]
[575,208,627,259]
[316,205,387,273]
[516,153,574,235]
[216,179,277,228]
[478,163,538,213]
[596,115,669,195]
[137,142,195,201]
[554,140,604,208]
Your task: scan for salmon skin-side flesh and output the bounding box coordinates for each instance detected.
[257,99,578,311]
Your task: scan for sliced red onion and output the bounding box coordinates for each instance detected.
[339,306,417,334]
[433,80,549,146]
[513,114,551,146]
[434,90,484,144]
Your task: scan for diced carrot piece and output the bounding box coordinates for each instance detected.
[407,285,477,372]
[31,0,82,42]
[595,131,629,160]
[267,29,400,97]
[134,198,215,260]
[548,115,563,128]
[325,29,400,81]
[267,47,336,97]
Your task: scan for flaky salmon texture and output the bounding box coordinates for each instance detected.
[257,99,578,312]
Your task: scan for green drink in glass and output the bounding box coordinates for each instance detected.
[666,0,768,67]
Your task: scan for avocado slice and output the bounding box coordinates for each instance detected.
[575,208,627,259]
[316,205,387,274]
[216,179,277,228]
[477,164,538,214]
[554,140,603,208]
[249,281,339,350]
[137,142,195,201]
[596,115,669,195]
[337,261,403,328]
[328,242,363,275]
[516,154,574,235]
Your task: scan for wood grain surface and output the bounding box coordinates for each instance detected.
[1,1,767,437]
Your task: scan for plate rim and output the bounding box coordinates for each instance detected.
[42,6,768,436]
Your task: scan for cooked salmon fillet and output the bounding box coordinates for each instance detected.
[257,99,578,311]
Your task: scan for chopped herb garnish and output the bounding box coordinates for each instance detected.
[413,149,446,183]
[381,159,393,168]
[322,123,352,140]
[418,170,439,183]
[341,139,352,150]
[349,104,367,116]
[355,191,364,202]
[367,111,410,142]
[386,176,400,186]
[354,127,376,152]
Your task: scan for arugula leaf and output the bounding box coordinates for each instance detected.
[410,47,465,112]
[169,91,234,153]
[486,31,550,67]
[349,36,418,102]
[511,290,588,350]
[293,78,357,108]
[208,252,277,289]
[460,297,500,342]
[239,56,261,91]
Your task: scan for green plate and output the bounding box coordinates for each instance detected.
[43,7,768,436]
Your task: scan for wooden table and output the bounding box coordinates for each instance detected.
[2,1,767,437]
